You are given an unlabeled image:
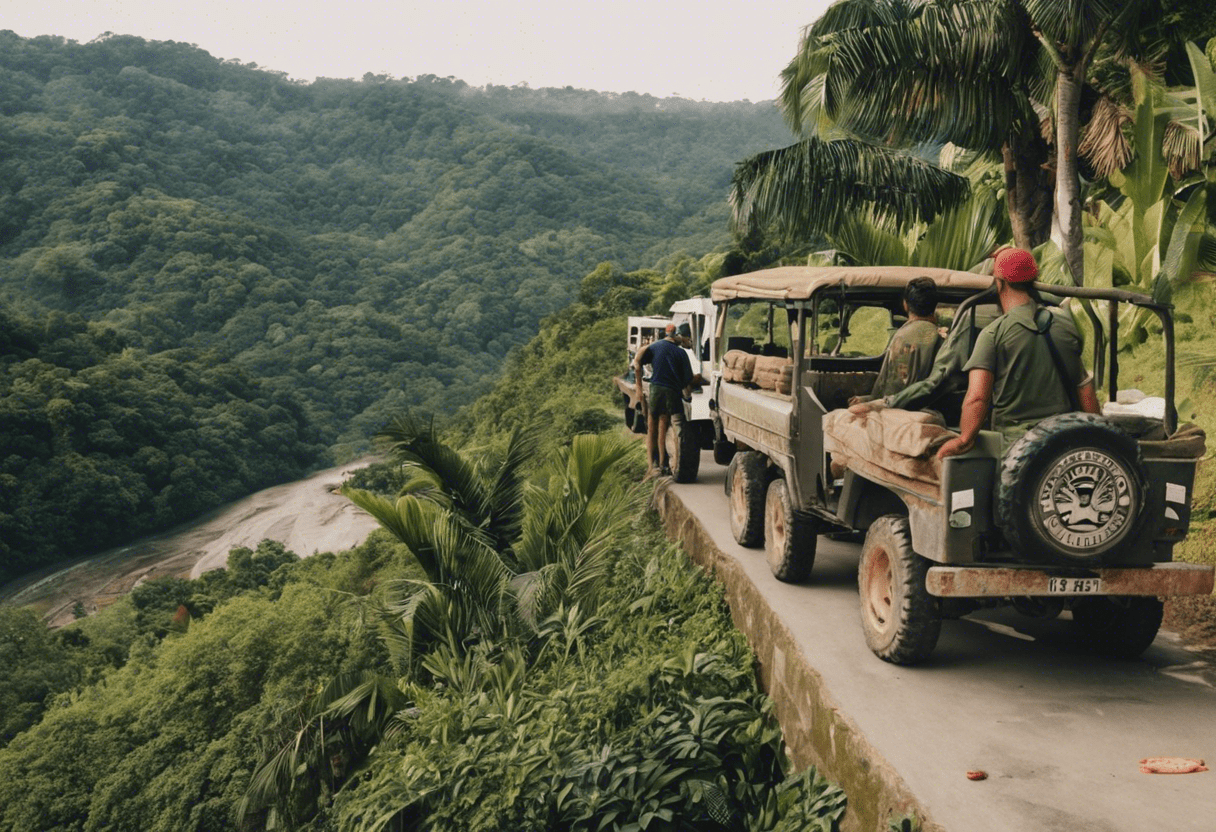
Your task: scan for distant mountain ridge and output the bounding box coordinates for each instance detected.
[0,31,788,422]
[0,31,788,580]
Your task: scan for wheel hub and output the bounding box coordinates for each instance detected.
[864,548,894,631]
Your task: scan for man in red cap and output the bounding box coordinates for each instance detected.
[937,248,1099,458]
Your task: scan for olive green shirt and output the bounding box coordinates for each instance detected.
[868,319,942,400]
[885,303,1001,411]
[962,302,1086,437]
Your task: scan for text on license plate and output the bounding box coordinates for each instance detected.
[1048,577,1103,594]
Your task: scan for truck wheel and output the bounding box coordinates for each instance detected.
[764,478,816,582]
[1071,597,1163,659]
[713,438,736,466]
[858,515,941,665]
[666,417,701,483]
[997,413,1146,567]
[729,451,767,547]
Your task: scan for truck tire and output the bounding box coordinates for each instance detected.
[729,451,767,547]
[713,438,736,466]
[858,515,941,665]
[1071,597,1163,659]
[764,477,817,582]
[996,413,1146,567]
[666,416,701,483]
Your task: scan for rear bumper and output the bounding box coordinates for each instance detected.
[926,562,1215,598]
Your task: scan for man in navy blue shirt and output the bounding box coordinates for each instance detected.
[633,323,694,476]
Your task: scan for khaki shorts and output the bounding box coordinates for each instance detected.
[648,384,683,416]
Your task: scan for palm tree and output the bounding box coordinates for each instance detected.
[738,0,1185,285]
[746,0,1052,251]
[511,433,639,627]
[1023,0,1148,284]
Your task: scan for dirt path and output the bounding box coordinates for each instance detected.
[0,459,382,627]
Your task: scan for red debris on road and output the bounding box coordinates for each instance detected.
[1139,757,1208,774]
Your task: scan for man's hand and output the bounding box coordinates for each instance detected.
[936,436,975,459]
[848,399,881,415]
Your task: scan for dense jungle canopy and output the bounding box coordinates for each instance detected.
[0,31,789,581]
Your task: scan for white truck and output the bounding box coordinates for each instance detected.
[614,298,719,482]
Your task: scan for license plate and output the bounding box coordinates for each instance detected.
[1047,577,1103,594]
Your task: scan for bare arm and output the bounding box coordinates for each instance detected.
[1078,380,1100,414]
[632,344,650,400]
[937,368,994,459]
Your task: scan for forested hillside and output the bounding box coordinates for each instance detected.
[0,31,788,581]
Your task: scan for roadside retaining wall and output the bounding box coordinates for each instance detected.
[653,482,944,832]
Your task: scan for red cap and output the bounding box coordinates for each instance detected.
[993,248,1038,283]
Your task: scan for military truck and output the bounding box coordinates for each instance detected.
[709,265,1213,664]
[614,298,718,482]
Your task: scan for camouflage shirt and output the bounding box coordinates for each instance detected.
[869,319,942,400]
[885,303,1001,411]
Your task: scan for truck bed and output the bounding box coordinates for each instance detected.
[717,382,794,461]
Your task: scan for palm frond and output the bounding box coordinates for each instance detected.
[784,0,1033,148]
[324,672,411,734]
[559,433,636,500]
[376,413,484,513]
[344,490,443,580]
[828,213,912,267]
[807,0,911,39]
[827,3,1032,147]
[910,188,1010,270]
[730,136,970,241]
[1199,233,1216,272]
[478,422,543,553]
[1079,94,1133,178]
[1021,0,1127,56]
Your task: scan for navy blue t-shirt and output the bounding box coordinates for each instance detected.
[641,337,693,392]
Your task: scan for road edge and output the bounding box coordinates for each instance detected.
[652,481,944,832]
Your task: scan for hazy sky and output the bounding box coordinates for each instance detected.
[6,1,837,102]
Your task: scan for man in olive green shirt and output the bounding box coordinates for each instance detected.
[938,248,1099,458]
[851,276,942,404]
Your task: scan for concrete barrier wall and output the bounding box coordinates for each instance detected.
[653,483,943,832]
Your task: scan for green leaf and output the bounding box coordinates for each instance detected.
[731,136,970,241]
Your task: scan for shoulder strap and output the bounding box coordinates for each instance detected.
[1034,307,1081,411]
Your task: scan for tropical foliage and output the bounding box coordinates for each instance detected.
[732,0,1216,285]
[0,420,841,831]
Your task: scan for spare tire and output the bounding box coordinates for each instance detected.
[996,413,1146,566]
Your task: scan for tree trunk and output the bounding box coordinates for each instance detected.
[1002,128,1053,250]
[1054,68,1085,286]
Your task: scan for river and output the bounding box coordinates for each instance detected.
[0,458,382,627]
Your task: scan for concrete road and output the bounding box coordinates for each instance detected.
[666,457,1216,832]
